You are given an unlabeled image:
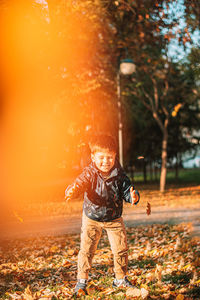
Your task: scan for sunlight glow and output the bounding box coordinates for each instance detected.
[1,0,112,219]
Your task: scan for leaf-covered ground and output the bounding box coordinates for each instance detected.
[1,223,200,299]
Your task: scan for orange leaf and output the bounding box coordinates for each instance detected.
[67,249,75,255]
[50,246,59,252]
[63,260,72,267]
[43,271,50,277]
[77,288,86,297]
[176,295,184,300]
[138,15,143,21]
[140,32,145,38]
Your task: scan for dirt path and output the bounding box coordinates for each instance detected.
[1,206,200,240]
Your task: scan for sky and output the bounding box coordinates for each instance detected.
[163,0,200,61]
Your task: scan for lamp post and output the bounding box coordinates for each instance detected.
[117,58,136,167]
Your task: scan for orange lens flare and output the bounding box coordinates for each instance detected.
[0,1,116,223]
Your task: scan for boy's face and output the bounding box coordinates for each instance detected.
[91,149,116,175]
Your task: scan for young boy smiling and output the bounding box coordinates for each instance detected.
[65,134,140,295]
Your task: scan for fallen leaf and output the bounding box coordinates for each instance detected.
[102,287,114,295]
[50,246,59,252]
[146,202,151,215]
[23,285,34,300]
[155,264,162,282]
[67,249,75,255]
[76,288,87,297]
[195,279,200,284]
[141,287,149,299]
[115,291,125,297]
[163,293,171,299]
[182,263,192,270]
[126,287,141,297]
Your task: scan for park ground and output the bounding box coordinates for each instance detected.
[0,168,200,299]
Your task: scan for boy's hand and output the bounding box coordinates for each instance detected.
[65,184,77,202]
[130,187,139,205]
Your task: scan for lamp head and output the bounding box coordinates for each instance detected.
[120,58,136,75]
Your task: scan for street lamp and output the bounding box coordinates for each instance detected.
[117,58,136,167]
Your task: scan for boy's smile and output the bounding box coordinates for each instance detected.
[91,149,116,175]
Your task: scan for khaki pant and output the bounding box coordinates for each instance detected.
[77,213,128,280]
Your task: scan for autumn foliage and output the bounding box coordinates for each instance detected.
[1,224,200,299]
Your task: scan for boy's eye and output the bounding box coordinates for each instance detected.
[98,157,104,160]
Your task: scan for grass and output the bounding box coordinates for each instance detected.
[132,168,200,185]
[166,168,200,184]
[162,271,193,285]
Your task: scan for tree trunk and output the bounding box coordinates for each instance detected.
[150,160,153,181]
[154,161,157,181]
[160,128,168,192]
[143,160,147,183]
[175,152,179,181]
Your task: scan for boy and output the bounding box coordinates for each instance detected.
[65,134,140,295]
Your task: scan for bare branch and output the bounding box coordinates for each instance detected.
[151,76,159,110]
[152,110,164,133]
[160,80,169,117]
[162,80,169,99]
[142,88,155,112]
[120,0,137,15]
[162,104,169,118]
[164,117,169,130]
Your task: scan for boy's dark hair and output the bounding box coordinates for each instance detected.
[89,134,117,153]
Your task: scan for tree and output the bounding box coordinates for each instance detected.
[105,0,200,191]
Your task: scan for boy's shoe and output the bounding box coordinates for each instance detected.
[74,279,88,295]
[112,276,134,288]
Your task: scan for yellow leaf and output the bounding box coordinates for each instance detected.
[195,279,200,284]
[176,295,184,300]
[182,264,191,270]
[50,246,59,252]
[141,284,148,290]
[174,103,182,112]
[67,249,75,255]
[172,111,177,117]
